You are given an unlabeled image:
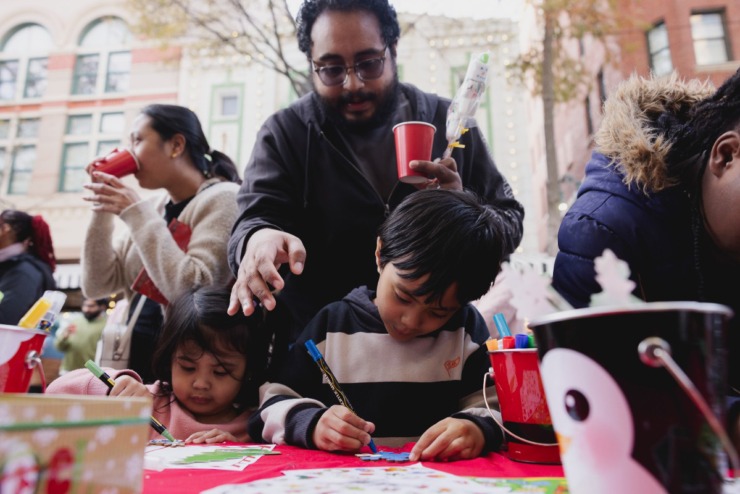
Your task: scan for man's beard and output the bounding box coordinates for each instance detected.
[316,71,400,133]
[83,311,101,322]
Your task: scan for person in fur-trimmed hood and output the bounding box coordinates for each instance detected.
[552,69,740,454]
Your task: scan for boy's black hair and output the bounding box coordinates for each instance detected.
[151,283,270,410]
[296,0,400,58]
[377,189,507,306]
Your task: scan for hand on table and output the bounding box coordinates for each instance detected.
[409,417,484,462]
[228,228,306,316]
[409,157,462,191]
[185,429,238,444]
[109,375,150,398]
[83,171,141,215]
[312,405,375,453]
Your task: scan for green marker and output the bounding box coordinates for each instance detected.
[84,360,177,442]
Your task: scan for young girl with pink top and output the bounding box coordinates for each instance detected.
[47,284,270,443]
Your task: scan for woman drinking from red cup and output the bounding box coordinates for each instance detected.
[81,104,242,383]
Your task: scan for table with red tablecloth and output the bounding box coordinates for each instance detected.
[142,443,564,493]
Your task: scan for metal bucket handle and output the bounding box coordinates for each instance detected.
[638,337,739,481]
[24,349,47,392]
[481,371,559,447]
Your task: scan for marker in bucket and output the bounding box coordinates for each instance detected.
[515,334,530,349]
[501,336,515,349]
[493,312,512,337]
[485,338,499,351]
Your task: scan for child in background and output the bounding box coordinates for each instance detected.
[47,284,270,443]
[249,189,509,461]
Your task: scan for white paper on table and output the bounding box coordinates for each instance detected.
[200,463,566,494]
[144,444,276,471]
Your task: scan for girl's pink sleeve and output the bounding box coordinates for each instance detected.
[46,368,144,395]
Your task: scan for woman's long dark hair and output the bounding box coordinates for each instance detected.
[151,284,270,410]
[141,104,242,184]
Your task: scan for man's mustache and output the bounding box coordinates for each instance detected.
[339,91,375,105]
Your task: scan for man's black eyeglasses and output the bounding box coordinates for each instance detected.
[312,46,388,87]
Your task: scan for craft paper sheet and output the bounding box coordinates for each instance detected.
[144,444,276,471]
[200,463,569,493]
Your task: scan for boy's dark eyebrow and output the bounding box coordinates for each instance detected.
[397,286,456,312]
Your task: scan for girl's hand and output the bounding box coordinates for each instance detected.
[409,417,485,462]
[312,405,375,453]
[83,171,141,215]
[109,375,150,398]
[185,429,238,444]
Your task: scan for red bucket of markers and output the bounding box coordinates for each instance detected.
[488,348,561,464]
[0,324,48,392]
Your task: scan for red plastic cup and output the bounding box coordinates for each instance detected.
[393,121,436,184]
[91,148,139,178]
[488,349,561,464]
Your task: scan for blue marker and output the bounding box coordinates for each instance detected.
[514,333,530,349]
[305,340,378,453]
[493,312,512,338]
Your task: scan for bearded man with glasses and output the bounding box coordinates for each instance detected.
[228,0,524,371]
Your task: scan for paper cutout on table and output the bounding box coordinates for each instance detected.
[144,444,276,471]
[589,249,645,307]
[201,463,569,494]
[356,451,411,462]
[175,447,280,464]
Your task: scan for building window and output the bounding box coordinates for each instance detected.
[72,17,131,96]
[60,112,124,191]
[17,118,40,138]
[647,22,672,76]
[220,94,239,117]
[691,11,730,66]
[0,23,52,101]
[8,145,36,195]
[24,58,48,98]
[0,117,39,194]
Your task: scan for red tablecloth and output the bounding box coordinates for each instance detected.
[142,443,564,493]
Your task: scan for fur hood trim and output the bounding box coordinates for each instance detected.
[594,72,714,191]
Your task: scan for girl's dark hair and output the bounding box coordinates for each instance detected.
[377,189,506,306]
[296,0,400,57]
[662,69,740,300]
[141,104,242,184]
[1,209,56,272]
[151,284,270,409]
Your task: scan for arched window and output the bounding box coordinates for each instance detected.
[72,17,131,95]
[0,23,52,101]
